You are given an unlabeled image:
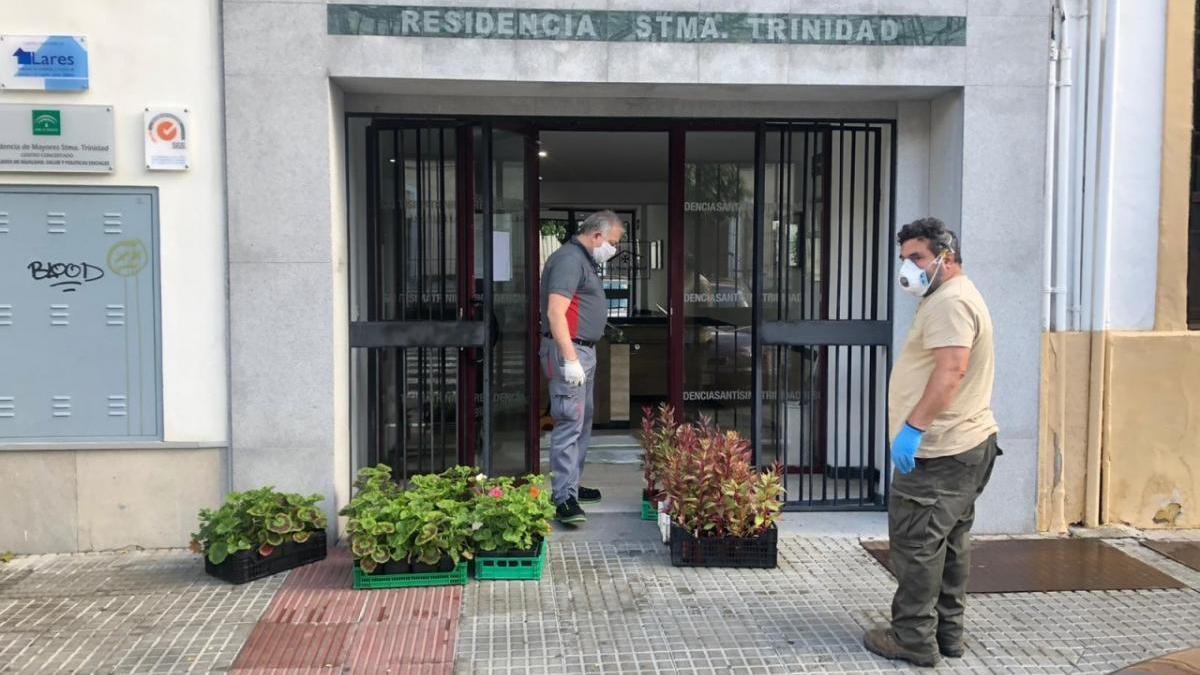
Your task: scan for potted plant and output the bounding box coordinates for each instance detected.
[471,475,555,580]
[662,419,785,568]
[342,464,479,588]
[191,486,327,584]
[405,471,474,572]
[341,464,403,574]
[639,404,680,521]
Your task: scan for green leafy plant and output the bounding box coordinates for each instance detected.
[639,403,681,502]
[341,464,488,573]
[341,464,408,573]
[190,487,326,565]
[470,475,555,555]
[539,218,571,242]
[0,551,14,564]
[405,472,475,567]
[662,417,785,539]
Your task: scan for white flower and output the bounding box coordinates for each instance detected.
[475,473,487,482]
[471,521,483,531]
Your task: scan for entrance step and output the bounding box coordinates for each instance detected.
[540,432,642,465]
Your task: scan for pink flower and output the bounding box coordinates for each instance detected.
[489,487,503,499]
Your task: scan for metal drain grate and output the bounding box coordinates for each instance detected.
[1141,540,1200,574]
[862,538,1188,593]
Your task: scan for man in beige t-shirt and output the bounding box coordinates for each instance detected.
[864,218,1001,668]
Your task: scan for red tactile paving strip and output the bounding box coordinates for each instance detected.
[1112,647,1200,674]
[230,547,461,674]
[862,538,1188,593]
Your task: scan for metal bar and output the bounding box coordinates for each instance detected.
[395,130,407,476]
[482,122,495,474]
[366,126,380,467]
[759,320,892,346]
[843,127,856,502]
[751,126,765,463]
[869,128,883,503]
[457,125,477,468]
[438,128,448,471]
[416,128,427,473]
[856,133,868,504]
[526,128,541,474]
[831,127,845,505]
[885,123,898,503]
[775,127,787,478]
[817,129,834,500]
[668,129,685,420]
[799,129,812,506]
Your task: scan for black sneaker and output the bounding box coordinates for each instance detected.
[555,498,587,525]
[577,486,602,504]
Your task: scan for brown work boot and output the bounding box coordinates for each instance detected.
[938,639,964,658]
[863,628,939,668]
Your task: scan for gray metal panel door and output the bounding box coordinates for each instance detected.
[0,187,160,441]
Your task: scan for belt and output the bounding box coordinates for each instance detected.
[543,333,596,348]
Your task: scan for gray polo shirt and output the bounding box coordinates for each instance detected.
[540,239,607,342]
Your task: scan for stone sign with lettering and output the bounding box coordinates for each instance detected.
[328,5,967,46]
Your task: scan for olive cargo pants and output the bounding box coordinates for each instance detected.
[888,434,1001,652]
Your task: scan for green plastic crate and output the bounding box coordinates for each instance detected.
[474,541,548,581]
[352,562,467,589]
[641,500,657,521]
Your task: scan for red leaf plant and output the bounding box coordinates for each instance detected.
[661,416,785,539]
[638,403,681,505]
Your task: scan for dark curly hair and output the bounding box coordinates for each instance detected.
[897,217,961,264]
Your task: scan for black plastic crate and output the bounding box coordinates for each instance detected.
[669,524,777,569]
[204,531,327,584]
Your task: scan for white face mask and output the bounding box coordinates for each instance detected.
[897,257,942,298]
[592,241,617,264]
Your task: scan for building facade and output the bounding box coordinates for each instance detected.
[0,0,1195,553]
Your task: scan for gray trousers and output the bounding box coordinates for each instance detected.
[539,338,596,505]
[888,434,1000,653]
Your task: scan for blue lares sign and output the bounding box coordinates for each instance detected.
[1,35,89,91]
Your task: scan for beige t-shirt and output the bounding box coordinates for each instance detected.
[888,274,998,458]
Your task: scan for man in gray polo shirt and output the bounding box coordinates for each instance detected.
[540,210,625,524]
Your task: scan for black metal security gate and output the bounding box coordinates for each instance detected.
[753,122,894,511]
[351,115,894,507]
[352,121,541,479]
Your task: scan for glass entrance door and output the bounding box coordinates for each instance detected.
[758,123,894,510]
[673,123,893,510]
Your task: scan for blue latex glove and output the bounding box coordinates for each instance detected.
[892,423,924,475]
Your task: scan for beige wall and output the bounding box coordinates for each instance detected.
[1155,0,1195,330]
[1037,0,1198,533]
[1037,333,1091,531]
[1038,332,1200,532]
[1103,333,1200,529]
[0,448,224,554]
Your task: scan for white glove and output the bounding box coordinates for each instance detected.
[561,359,587,387]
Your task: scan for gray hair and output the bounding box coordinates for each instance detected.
[578,210,622,237]
[897,217,962,264]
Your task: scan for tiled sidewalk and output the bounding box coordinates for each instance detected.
[0,549,280,673]
[1,517,1199,674]
[455,518,1200,674]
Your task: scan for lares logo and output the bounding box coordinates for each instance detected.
[12,47,75,66]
